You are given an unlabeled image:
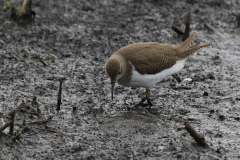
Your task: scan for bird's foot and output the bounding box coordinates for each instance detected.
[137,97,147,107]
[147,98,153,106]
[134,97,153,107]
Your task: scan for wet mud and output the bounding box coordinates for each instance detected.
[0,0,240,159]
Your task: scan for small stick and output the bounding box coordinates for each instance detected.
[172,25,184,35]
[82,119,89,124]
[183,12,191,41]
[27,116,53,125]
[177,126,186,130]
[184,122,209,148]
[237,14,240,27]
[0,120,12,131]
[36,54,47,66]
[57,79,63,110]
[9,111,15,135]
[198,16,217,32]
[21,0,32,14]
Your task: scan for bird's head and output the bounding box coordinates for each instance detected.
[106,57,124,100]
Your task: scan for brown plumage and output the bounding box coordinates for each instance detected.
[114,32,211,75]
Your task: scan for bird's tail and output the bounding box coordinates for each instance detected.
[177,42,212,59]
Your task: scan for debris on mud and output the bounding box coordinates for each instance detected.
[57,78,63,110]
[0,0,240,159]
[184,122,209,148]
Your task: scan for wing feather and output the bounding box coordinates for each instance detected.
[116,43,178,74]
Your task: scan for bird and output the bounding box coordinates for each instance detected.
[105,32,212,106]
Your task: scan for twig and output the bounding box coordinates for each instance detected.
[45,125,62,135]
[183,12,191,41]
[17,100,41,118]
[237,14,240,27]
[27,116,53,125]
[172,25,184,35]
[21,0,32,14]
[0,120,12,131]
[177,126,186,130]
[36,54,47,66]
[82,119,89,124]
[198,16,217,32]
[184,122,209,148]
[9,111,15,136]
[57,79,63,110]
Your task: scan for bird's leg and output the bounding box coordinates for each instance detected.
[146,89,153,106]
[135,97,147,107]
[135,89,152,107]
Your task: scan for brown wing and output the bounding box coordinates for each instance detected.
[114,32,209,75]
[116,42,179,74]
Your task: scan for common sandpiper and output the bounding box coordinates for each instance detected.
[106,32,212,106]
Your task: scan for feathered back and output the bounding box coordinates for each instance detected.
[114,32,212,74]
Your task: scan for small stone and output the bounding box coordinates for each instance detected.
[203,92,208,96]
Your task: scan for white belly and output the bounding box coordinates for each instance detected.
[122,59,186,88]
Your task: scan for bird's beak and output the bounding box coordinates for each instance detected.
[111,80,115,100]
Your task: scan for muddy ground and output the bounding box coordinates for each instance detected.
[0,0,240,159]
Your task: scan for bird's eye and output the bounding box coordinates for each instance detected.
[119,70,121,74]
